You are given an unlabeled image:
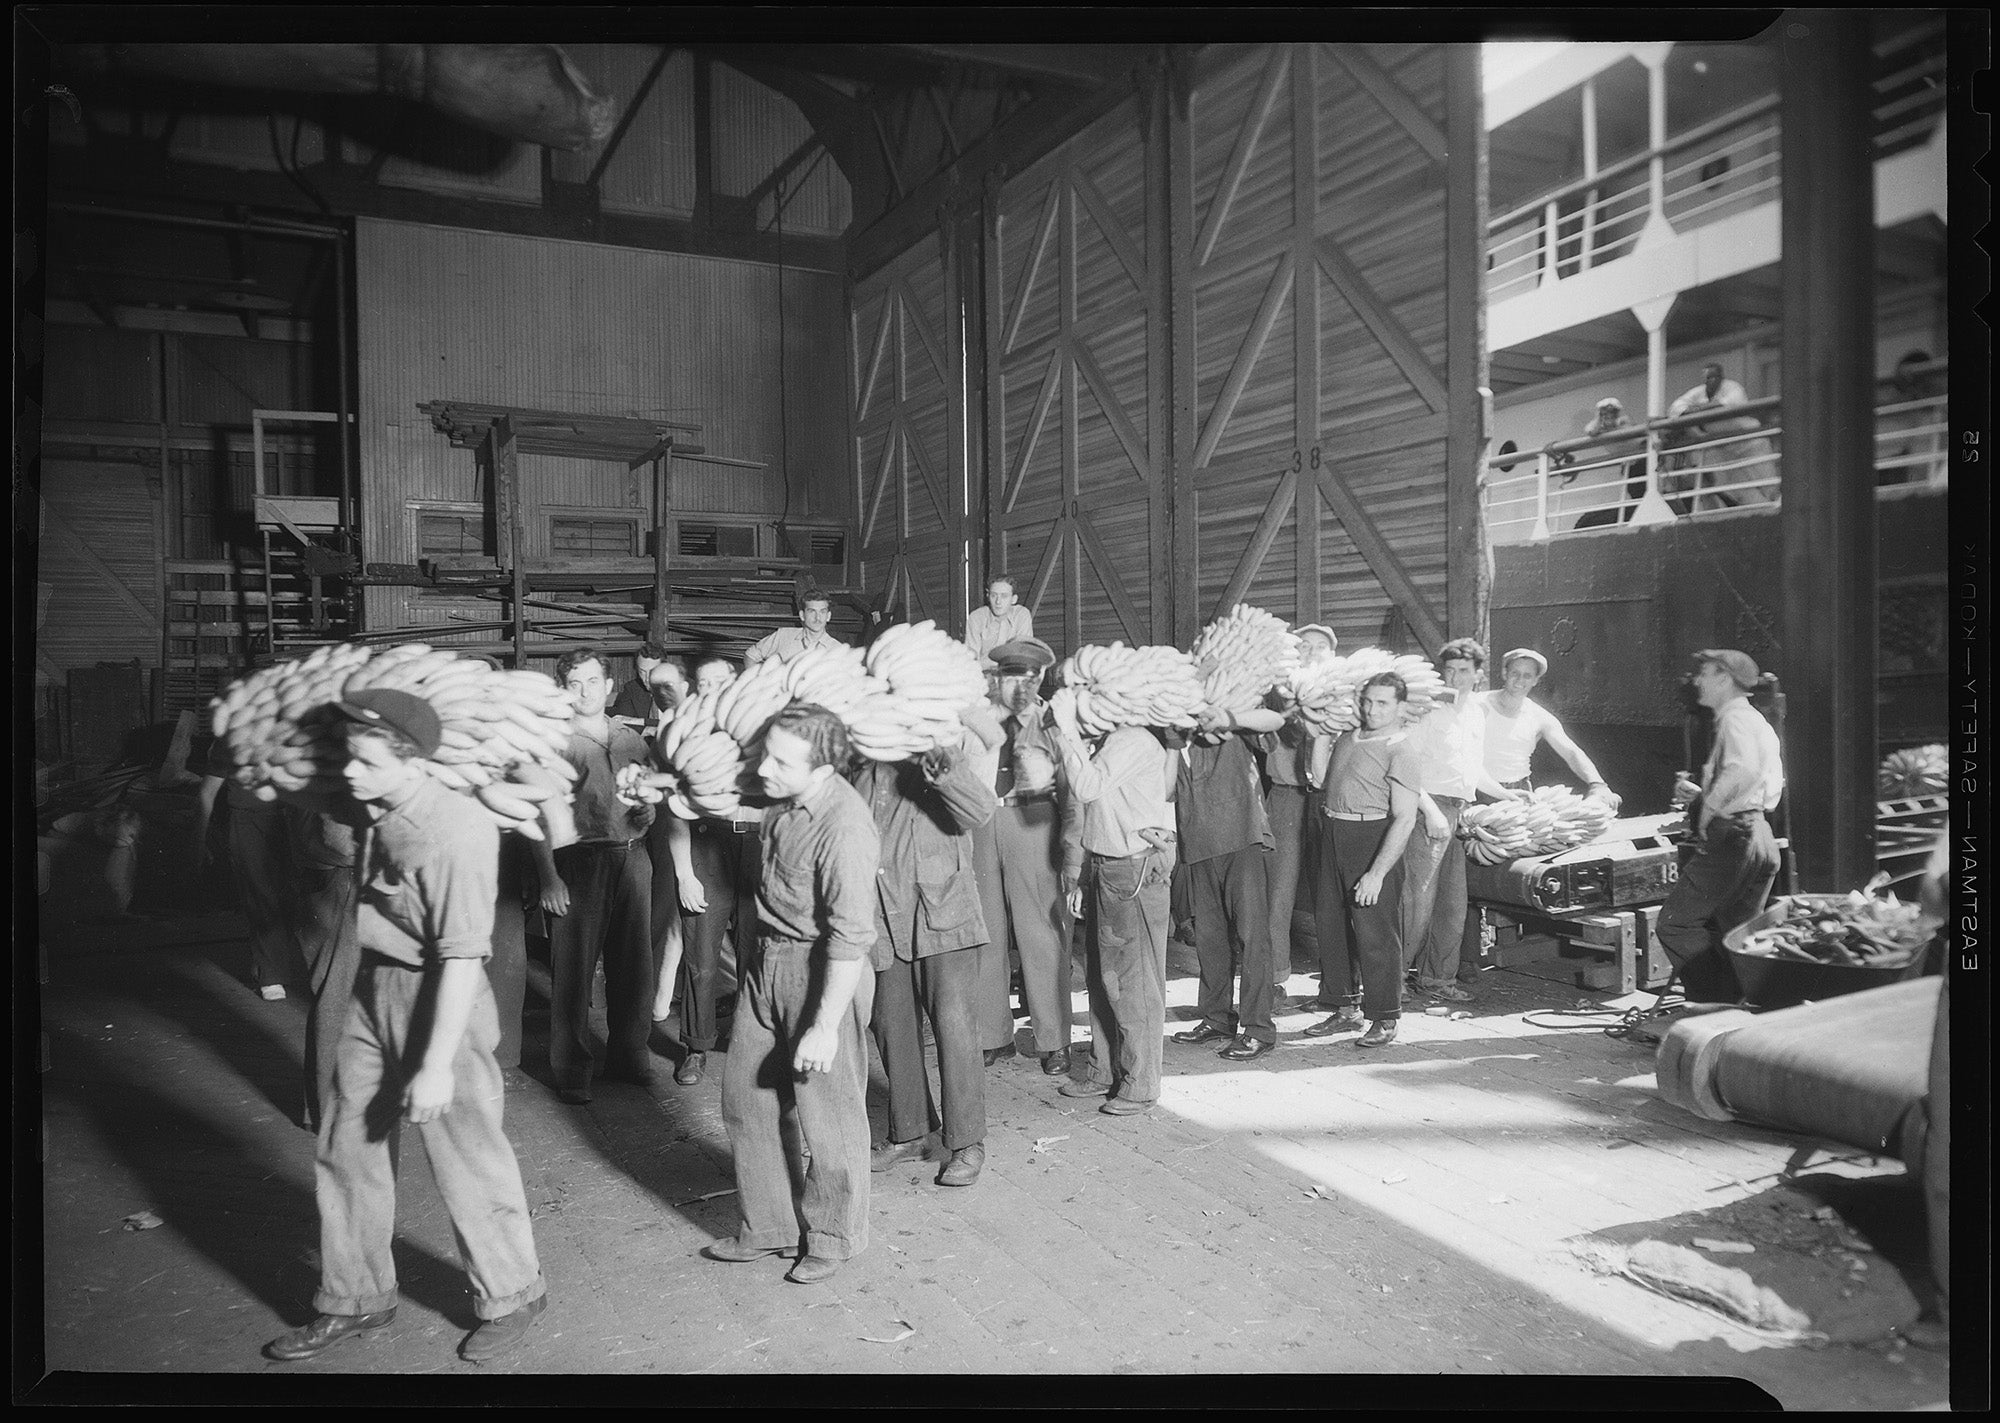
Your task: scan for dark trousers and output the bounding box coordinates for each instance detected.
[721,940,874,1261]
[1655,813,1780,1004]
[231,810,303,990]
[489,890,527,1071]
[972,800,1074,1054]
[315,959,544,1321]
[1400,796,1469,985]
[872,946,987,1152]
[548,840,653,1089]
[1264,785,1313,985]
[968,820,1019,1052]
[681,825,759,1052]
[294,863,361,1128]
[1189,847,1276,1042]
[1080,846,1174,1105]
[1314,818,1406,1022]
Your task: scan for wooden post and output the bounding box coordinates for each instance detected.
[1780,10,1877,892]
[1140,59,1174,645]
[649,442,674,647]
[1291,43,1323,630]
[982,170,1007,606]
[1164,49,1200,649]
[493,414,527,667]
[1443,42,1486,642]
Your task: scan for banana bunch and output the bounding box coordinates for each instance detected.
[208,642,581,839]
[1459,786,1616,864]
[1876,743,1947,799]
[340,645,582,839]
[1056,642,1207,737]
[1285,646,1446,735]
[656,676,764,820]
[855,620,989,760]
[1190,604,1302,716]
[209,641,378,799]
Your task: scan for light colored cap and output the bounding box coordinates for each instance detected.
[1500,648,1549,675]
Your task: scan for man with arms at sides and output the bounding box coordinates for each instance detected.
[1399,639,1521,1005]
[264,689,546,1365]
[859,705,1006,1188]
[1260,623,1337,1006]
[1480,649,1623,809]
[704,706,879,1284]
[533,651,656,1104]
[744,590,846,666]
[1169,697,1287,1062]
[963,576,1036,668]
[1305,673,1433,1049]
[968,638,1080,1075]
[1655,650,1785,1007]
[661,654,762,1086]
[1046,688,1179,1116]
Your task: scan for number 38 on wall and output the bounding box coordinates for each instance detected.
[1291,447,1322,473]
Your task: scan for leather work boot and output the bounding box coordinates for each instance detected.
[264,1309,397,1361]
[938,1143,986,1187]
[871,1137,929,1173]
[459,1294,547,1363]
[1357,1018,1399,1049]
[1039,1047,1072,1076]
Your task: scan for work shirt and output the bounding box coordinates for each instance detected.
[1481,694,1561,786]
[1408,693,1486,801]
[1053,724,1176,863]
[284,800,363,870]
[744,626,846,666]
[610,677,654,723]
[851,747,996,968]
[1321,730,1422,819]
[563,721,656,844]
[756,772,880,963]
[354,774,499,968]
[1699,695,1786,831]
[1176,733,1275,864]
[996,700,1063,801]
[1257,688,1316,788]
[963,604,1035,665]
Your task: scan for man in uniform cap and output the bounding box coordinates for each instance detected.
[968,638,1081,1074]
[1655,650,1786,1005]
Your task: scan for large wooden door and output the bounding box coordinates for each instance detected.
[851,234,971,632]
[1174,42,1484,654]
[986,97,1168,655]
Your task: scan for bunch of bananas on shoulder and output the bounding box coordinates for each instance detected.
[1284,646,1447,736]
[1190,604,1302,716]
[1459,786,1615,864]
[850,620,990,761]
[1056,642,1206,737]
[209,642,580,840]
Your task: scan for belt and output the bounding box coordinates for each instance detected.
[998,789,1055,808]
[695,818,761,835]
[1327,811,1388,822]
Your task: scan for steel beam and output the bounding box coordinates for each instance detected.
[1780,10,1877,893]
[1442,42,1488,644]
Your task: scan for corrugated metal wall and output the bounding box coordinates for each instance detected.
[356,218,849,630]
[38,461,165,674]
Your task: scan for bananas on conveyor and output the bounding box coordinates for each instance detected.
[209,642,580,839]
[1458,786,1615,864]
[1876,743,1948,799]
[1284,646,1447,735]
[1190,604,1302,716]
[1056,642,1207,737]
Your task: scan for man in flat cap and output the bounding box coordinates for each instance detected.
[969,638,1080,1075]
[266,688,547,1366]
[1260,624,1337,1004]
[1481,648,1621,807]
[1655,650,1786,1005]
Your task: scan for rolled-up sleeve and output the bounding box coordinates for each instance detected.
[817,811,881,962]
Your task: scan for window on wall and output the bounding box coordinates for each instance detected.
[678,523,759,559]
[411,502,494,559]
[551,514,640,558]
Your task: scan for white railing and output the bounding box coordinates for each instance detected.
[1485,384,1948,545]
[1487,59,1945,304]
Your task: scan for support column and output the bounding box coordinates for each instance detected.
[1164,50,1201,649]
[1632,43,1678,251]
[1580,78,1598,270]
[1780,10,1876,892]
[1628,295,1677,525]
[1442,42,1487,639]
